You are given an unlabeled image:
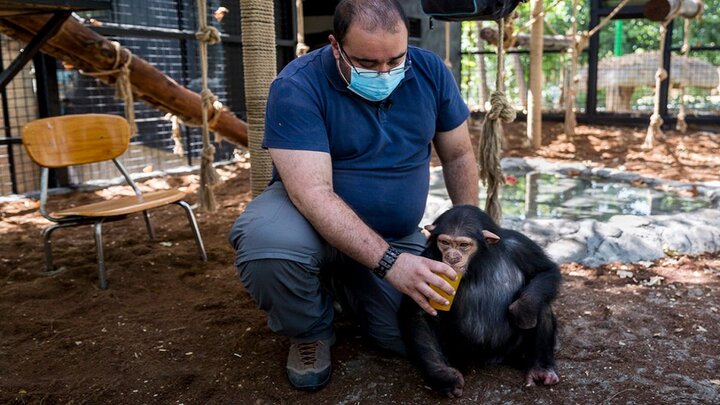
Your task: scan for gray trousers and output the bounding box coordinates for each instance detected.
[228,181,426,355]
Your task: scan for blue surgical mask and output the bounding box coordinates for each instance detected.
[338,47,410,102]
[347,66,405,102]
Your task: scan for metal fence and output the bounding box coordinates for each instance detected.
[0,0,295,197]
[460,9,720,125]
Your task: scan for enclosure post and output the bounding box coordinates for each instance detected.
[659,20,674,124]
[527,0,543,149]
[587,0,601,115]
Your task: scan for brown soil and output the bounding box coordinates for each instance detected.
[1,123,719,404]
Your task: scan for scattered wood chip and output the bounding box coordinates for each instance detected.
[617,270,634,279]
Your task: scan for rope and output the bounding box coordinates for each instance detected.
[477,17,516,223]
[676,18,692,133]
[295,0,310,56]
[80,41,137,136]
[165,113,184,156]
[643,8,682,149]
[241,0,276,197]
[444,22,452,68]
[196,0,223,211]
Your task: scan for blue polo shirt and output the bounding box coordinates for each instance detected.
[263,45,469,239]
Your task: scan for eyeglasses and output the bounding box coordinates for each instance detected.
[338,45,412,78]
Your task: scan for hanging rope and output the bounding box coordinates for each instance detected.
[477,17,516,223]
[563,0,631,138]
[676,18,692,133]
[80,41,137,136]
[195,0,223,211]
[643,8,682,149]
[444,22,452,68]
[295,0,310,56]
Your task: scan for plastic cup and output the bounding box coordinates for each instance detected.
[429,270,462,311]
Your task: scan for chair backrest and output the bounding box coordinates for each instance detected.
[22,114,131,168]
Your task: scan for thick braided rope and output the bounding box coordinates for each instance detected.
[196,0,222,211]
[80,41,137,136]
[477,17,516,223]
[241,0,276,197]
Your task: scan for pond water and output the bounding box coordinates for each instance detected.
[427,169,711,221]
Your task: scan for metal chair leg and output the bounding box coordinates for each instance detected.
[42,224,63,272]
[176,200,207,262]
[93,221,108,289]
[142,210,155,240]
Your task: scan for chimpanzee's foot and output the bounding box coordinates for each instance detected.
[428,366,465,398]
[525,367,559,386]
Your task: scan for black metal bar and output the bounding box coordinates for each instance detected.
[0,40,18,194]
[90,23,243,44]
[175,0,193,166]
[0,11,70,91]
[596,5,645,19]
[587,0,601,115]
[33,52,67,188]
[659,21,674,125]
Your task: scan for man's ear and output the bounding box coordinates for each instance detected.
[328,34,340,58]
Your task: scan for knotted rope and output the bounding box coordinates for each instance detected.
[195,0,223,211]
[80,41,137,136]
[676,18,692,133]
[643,9,681,149]
[564,0,630,137]
[477,17,516,223]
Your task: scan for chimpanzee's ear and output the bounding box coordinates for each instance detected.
[424,224,436,233]
[482,230,500,244]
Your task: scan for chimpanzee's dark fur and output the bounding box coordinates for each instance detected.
[399,205,561,397]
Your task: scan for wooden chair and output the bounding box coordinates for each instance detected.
[22,114,207,289]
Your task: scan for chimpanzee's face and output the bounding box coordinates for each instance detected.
[436,234,478,272]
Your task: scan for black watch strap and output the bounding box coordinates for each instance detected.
[372,246,401,279]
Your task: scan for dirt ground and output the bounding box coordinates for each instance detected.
[1,122,719,404]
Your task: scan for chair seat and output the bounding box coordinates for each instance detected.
[53,189,187,217]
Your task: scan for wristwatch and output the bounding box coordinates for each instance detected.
[372,246,401,279]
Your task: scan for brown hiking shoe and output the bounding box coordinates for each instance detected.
[286,336,334,390]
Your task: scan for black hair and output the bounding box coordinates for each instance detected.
[333,0,409,46]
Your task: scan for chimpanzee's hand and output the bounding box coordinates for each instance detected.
[385,253,458,316]
[509,295,539,329]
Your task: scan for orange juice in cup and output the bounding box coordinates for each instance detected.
[429,270,463,311]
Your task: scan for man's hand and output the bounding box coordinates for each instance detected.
[384,253,458,316]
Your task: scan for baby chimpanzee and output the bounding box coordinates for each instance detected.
[399,205,561,398]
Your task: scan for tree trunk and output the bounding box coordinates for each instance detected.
[511,53,527,109]
[476,21,489,111]
[644,0,704,21]
[0,15,249,146]
[527,0,543,149]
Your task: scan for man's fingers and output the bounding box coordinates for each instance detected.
[420,282,450,307]
[429,260,458,280]
[428,273,456,296]
[411,292,438,316]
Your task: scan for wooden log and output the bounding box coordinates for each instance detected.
[0,14,248,146]
[644,0,703,21]
[527,0,543,149]
[480,27,572,51]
